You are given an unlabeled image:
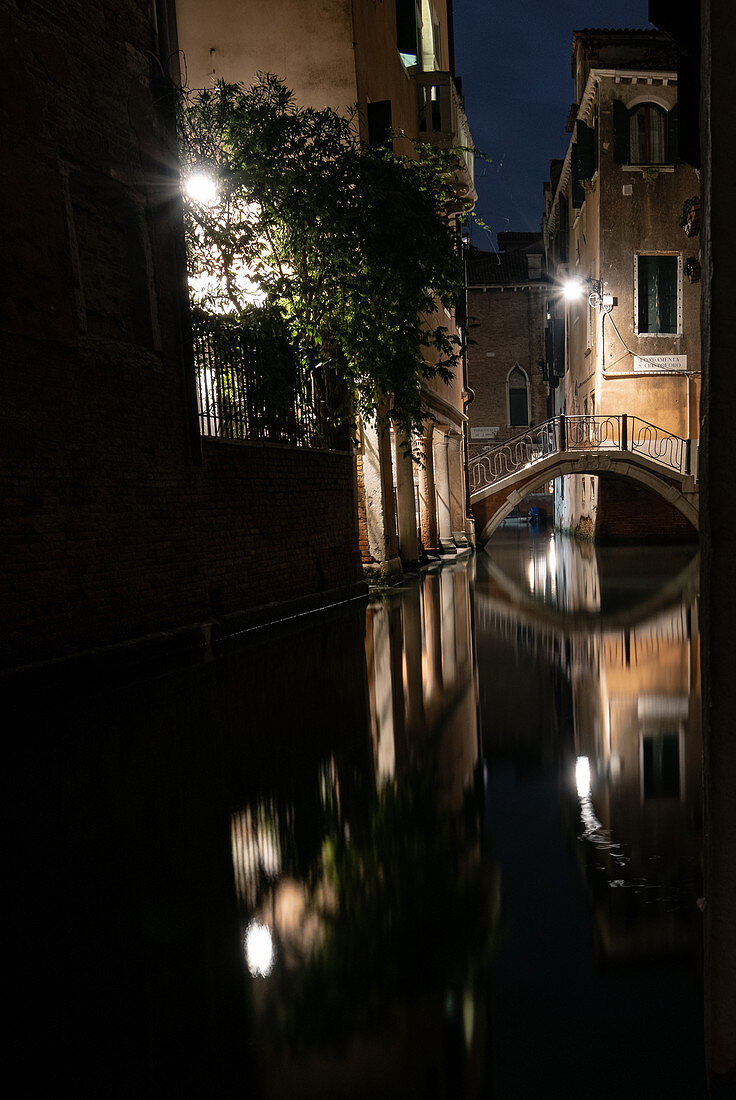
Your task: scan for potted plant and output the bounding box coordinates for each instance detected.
[684,256,701,284]
[680,196,700,237]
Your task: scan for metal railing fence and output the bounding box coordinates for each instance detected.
[469,414,692,497]
[192,315,342,450]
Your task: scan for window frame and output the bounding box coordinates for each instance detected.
[628,101,668,166]
[634,251,683,337]
[506,364,530,428]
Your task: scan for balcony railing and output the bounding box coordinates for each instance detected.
[192,314,343,450]
[416,70,475,203]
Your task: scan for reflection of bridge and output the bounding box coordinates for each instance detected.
[473,584,694,678]
[469,415,699,542]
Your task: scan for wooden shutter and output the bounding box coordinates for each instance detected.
[667,103,679,164]
[575,120,595,180]
[552,318,565,376]
[612,98,629,164]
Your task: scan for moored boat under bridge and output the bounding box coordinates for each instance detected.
[469,414,699,543]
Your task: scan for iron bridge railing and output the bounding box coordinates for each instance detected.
[192,315,343,450]
[469,414,693,497]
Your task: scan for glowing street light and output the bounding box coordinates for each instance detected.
[563,277,584,301]
[184,171,218,206]
[562,276,611,308]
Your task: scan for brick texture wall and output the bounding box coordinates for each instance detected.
[595,476,697,542]
[0,1,359,670]
[466,285,548,452]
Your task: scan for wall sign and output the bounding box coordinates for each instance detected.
[471,426,500,440]
[633,354,687,372]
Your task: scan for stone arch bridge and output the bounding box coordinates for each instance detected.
[470,414,699,544]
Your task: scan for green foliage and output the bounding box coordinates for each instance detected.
[179,74,467,439]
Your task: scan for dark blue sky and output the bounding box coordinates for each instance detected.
[453,0,652,246]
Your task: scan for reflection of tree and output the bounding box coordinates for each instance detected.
[255,751,495,1055]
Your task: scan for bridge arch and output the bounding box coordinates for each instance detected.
[473,452,699,544]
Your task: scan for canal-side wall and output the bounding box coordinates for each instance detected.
[0,0,361,672]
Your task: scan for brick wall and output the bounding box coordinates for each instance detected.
[0,1,359,670]
[595,476,697,542]
[466,285,548,451]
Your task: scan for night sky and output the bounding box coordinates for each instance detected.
[453,0,653,245]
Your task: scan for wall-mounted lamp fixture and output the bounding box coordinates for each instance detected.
[561,276,613,310]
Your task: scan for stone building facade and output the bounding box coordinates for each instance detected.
[176,0,477,570]
[544,30,701,541]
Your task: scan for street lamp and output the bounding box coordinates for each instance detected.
[561,276,611,309]
[184,171,219,206]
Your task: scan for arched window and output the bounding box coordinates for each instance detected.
[507,365,529,427]
[629,103,666,165]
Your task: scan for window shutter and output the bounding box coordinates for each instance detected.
[612,98,629,164]
[395,1,419,60]
[667,103,679,164]
[558,200,569,262]
[552,318,565,376]
[659,255,678,333]
[575,120,595,180]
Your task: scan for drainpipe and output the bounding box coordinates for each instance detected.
[461,234,474,535]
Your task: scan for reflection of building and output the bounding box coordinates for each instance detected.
[544,30,701,541]
[474,535,701,966]
[568,600,702,963]
[366,561,479,801]
[176,0,477,571]
[228,561,493,1098]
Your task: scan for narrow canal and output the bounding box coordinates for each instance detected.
[11,529,704,1097]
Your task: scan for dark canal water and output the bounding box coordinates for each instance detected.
[10,529,704,1097]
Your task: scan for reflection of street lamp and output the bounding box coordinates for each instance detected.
[575,755,591,798]
[244,919,275,977]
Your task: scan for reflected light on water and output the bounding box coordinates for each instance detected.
[575,755,591,798]
[527,558,535,593]
[245,920,275,977]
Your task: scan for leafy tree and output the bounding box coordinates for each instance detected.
[179,74,468,441]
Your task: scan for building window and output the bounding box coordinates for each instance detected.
[367,100,393,147]
[396,0,419,66]
[507,365,529,427]
[635,253,680,335]
[613,99,678,165]
[629,103,667,164]
[642,733,680,798]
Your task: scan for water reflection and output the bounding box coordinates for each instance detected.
[567,598,702,965]
[10,532,705,1096]
[229,564,496,1098]
[475,529,703,1096]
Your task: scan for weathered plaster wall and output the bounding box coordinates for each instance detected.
[175,0,357,109]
